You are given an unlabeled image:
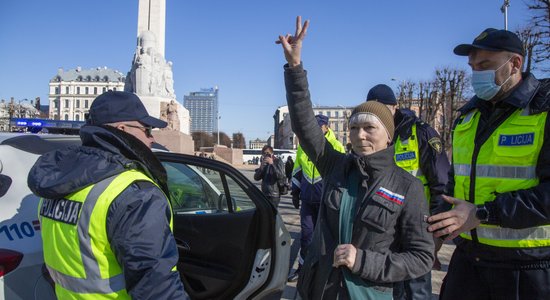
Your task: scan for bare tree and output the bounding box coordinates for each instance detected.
[212,131,231,147]
[396,81,416,110]
[232,132,246,149]
[433,68,469,147]
[515,26,542,73]
[526,0,550,71]
[191,131,214,151]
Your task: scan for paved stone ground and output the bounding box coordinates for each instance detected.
[237,166,455,300]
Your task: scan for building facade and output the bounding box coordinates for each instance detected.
[249,138,267,150]
[275,105,352,149]
[48,67,126,121]
[0,98,40,131]
[183,87,219,134]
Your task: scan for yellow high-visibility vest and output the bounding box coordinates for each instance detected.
[453,107,549,248]
[39,169,175,299]
[394,124,430,203]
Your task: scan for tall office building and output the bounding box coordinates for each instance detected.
[183,87,218,134]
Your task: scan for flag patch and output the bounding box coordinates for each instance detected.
[376,187,405,205]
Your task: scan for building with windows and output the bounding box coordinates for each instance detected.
[48,67,126,121]
[249,138,268,150]
[183,87,218,134]
[274,105,352,149]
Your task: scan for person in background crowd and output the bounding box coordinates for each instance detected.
[254,145,286,208]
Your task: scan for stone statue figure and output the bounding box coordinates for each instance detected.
[125,30,176,99]
[166,100,180,131]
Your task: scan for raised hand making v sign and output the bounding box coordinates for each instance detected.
[276,16,309,68]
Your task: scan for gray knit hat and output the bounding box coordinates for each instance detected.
[350,101,395,140]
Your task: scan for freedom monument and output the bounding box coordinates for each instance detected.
[125,0,193,153]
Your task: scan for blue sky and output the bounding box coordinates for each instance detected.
[0,0,541,141]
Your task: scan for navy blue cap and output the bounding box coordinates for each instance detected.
[366,84,397,105]
[454,28,525,56]
[315,114,329,127]
[87,91,167,128]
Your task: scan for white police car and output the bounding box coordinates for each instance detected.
[0,132,290,299]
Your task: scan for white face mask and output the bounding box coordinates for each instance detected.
[471,57,513,101]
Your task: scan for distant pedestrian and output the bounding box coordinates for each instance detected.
[254,145,286,208]
[285,156,294,184]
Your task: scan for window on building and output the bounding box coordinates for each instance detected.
[85,100,89,108]
[76,99,80,108]
[113,87,117,91]
[65,99,69,108]
[335,122,339,131]
[102,87,107,93]
[65,87,69,94]
[335,111,339,118]
[85,87,89,94]
[75,114,80,121]
[94,87,97,94]
[77,87,80,94]
[64,114,69,121]
[54,99,58,109]
[327,111,331,117]
[55,87,59,94]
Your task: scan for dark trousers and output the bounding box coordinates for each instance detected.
[393,271,432,300]
[267,196,280,208]
[440,247,550,300]
[299,201,320,264]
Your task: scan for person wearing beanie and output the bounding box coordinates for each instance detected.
[427,28,550,299]
[278,17,434,300]
[366,84,450,300]
[287,114,345,282]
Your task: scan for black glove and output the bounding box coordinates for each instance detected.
[292,193,300,209]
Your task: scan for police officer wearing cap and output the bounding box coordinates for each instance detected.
[28,91,189,299]
[287,114,345,282]
[366,84,450,300]
[428,28,550,299]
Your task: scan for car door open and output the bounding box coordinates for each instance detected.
[156,152,289,300]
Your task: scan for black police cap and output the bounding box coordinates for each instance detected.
[87,91,167,128]
[454,28,525,56]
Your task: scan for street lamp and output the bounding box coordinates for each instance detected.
[501,0,510,30]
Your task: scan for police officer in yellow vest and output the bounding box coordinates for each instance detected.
[287,114,345,282]
[428,28,550,299]
[366,84,450,300]
[28,91,189,299]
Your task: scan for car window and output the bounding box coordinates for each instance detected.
[162,161,256,213]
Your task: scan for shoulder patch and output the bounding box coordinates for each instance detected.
[376,187,405,205]
[428,137,443,154]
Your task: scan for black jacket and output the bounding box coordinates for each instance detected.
[27,125,189,299]
[254,156,286,198]
[285,64,434,299]
[394,109,450,214]
[447,73,550,265]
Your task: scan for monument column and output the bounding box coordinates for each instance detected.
[137,0,165,57]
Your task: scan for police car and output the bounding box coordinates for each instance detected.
[0,132,291,299]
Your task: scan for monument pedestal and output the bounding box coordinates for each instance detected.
[153,130,194,154]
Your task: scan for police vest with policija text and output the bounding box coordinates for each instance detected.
[453,107,549,248]
[39,169,176,299]
[292,128,346,186]
[394,124,431,203]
